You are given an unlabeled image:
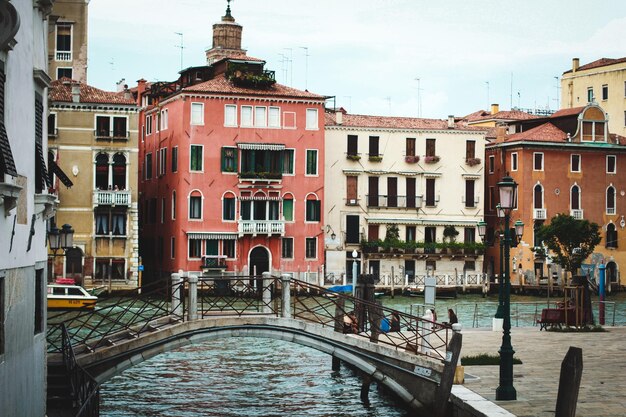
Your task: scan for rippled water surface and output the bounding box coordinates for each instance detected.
[101,337,412,417]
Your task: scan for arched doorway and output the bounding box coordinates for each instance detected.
[249,246,270,276]
[606,261,618,283]
[65,247,84,285]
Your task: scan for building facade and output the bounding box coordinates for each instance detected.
[47,0,89,83]
[485,103,626,288]
[137,6,326,282]
[0,1,57,414]
[561,57,626,138]
[324,110,488,285]
[48,79,140,290]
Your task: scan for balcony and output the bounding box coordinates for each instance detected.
[55,50,72,61]
[202,255,227,270]
[570,209,584,219]
[607,207,616,215]
[94,190,131,206]
[533,208,547,220]
[366,195,423,209]
[238,220,285,237]
[238,171,282,184]
[94,129,130,141]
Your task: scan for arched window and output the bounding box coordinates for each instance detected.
[112,153,126,189]
[305,194,320,222]
[533,184,543,209]
[606,223,618,248]
[606,186,616,214]
[282,194,294,222]
[223,192,236,221]
[189,191,202,220]
[95,153,109,189]
[570,185,580,210]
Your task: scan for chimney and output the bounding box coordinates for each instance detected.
[124,87,131,100]
[335,109,343,125]
[71,82,80,103]
[447,115,455,129]
[116,78,126,92]
[495,124,507,143]
[572,58,580,72]
[491,103,499,115]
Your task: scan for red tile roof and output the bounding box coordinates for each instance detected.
[49,79,136,105]
[183,73,325,99]
[465,109,539,122]
[563,57,626,74]
[325,112,487,131]
[503,122,567,143]
[550,106,585,118]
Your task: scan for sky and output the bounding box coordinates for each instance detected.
[88,0,626,119]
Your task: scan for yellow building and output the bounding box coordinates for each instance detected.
[47,0,89,83]
[48,80,140,290]
[561,57,626,137]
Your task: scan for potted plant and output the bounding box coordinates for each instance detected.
[369,155,383,162]
[423,155,440,164]
[405,155,420,164]
[346,154,361,161]
[466,157,481,167]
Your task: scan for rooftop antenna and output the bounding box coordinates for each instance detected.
[517,91,521,108]
[485,81,490,108]
[554,76,560,109]
[174,32,184,71]
[414,77,422,117]
[278,53,288,83]
[300,46,309,90]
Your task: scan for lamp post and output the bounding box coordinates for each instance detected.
[351,249,358,297]
[48,223,75,281]
[495,175,518,401]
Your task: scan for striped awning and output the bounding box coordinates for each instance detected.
[423,172,442,179]
[187,232,238,240]
[237,143,285,151]
[367,218,480,227]
[462,173,482,180]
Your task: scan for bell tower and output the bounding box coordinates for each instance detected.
[205,0,246,65]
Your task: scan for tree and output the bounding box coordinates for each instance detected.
[534,214,601,276]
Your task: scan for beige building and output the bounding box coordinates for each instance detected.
[561,57,626,137]
[48,79,140,290]
[324,110,488,286]
[48,0,89,82]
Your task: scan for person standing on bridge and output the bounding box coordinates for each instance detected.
[390,311,401,332]
[447,309,458,325]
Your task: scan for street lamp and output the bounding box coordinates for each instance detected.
[351,249,358,297]
[48,223,75,282]
[496,175,518,401]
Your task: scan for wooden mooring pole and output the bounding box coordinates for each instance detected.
[555,346,583,417]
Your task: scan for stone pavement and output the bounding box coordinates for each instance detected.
[457,326,626,416]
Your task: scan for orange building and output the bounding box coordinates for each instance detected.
[485,104,626,289]
[137,5,327,282]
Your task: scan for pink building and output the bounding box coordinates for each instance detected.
[137,5,326,281]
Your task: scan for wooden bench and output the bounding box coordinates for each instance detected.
[537,308,564,330]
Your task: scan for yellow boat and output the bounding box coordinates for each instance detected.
[47,284,98,310]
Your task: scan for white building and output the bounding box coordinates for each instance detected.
[324,110,488,286]
[0,1,57,415]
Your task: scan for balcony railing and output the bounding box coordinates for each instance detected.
[48,128,58,138]
[238,220,285,236]
[202,255,227,269]
[533,208,547,220]
[366,195,423,209]
[238,171,283,181]
[94,190,131,206]
[607,207,616,215]
[571,209,584,219]
[55,50,72,61]
[94,130,130,141]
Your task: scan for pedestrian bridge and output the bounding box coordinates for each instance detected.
[47,274,461,417]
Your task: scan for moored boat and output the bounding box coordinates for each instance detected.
[47,284,98,310]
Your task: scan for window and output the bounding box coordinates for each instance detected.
[587,87,594,102]
[488,155,494,173]
[406,138,416,157]
[189,193,202,219]
[57,67,72,79]
[282,238,294,259]
[283,196,294,221]
[306,149,318,175]
[465,180,475,208]
[387,177,397,207]
[190,145,203,171]
[225,104,237,126]
[205,240,219,256]
[306,198,321,222]
[172,191,176,220]
[95,210,127,235]
[582,120,606,141]
[35,269,44,334]
[425,227,436,254]
[602,84,608,101]
[346,176,358,204]
[425,178,436,207]
[305,237,317,258]
[282,149,294,175]
[346,215,360,244]
[347,135,358,156]
[406,226,416,242]
[571,154,581,172]
[533,152,543,171]
[465,140,476,159]
[489,186,496,211]
[160,198,165,223]
[221,147,237,173]
[55,23,72,60]
[606,223,618,248]
[145,114,153,135]
[145,153,152,180]
[171,147,178,172]
[158,148,167,176]
[223,240,236,259]
[534,184,543,209]
[368,224,379,241]
[306,108,318,130]
[463,261,476,271]
[241,105,253,127]
[95,115,128,139]
[511,152,518,171]
[607,155,616,173]
[223,195,236,221]
[426,138,436,157]
[571,185,580,210]
[48,113,57,136]
[189,239,202,258]
[367,176,379,207]
[171,237,176,259]
[191,102,204,125]
[254,106,267,127]
[369,136,380,157]
[269,107,280,128]
[160,109,168,130]
[406,177,416,208]
[607,186,616,214]
[34,93,49,194]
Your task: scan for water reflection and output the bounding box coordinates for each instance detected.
[101,337,411,417]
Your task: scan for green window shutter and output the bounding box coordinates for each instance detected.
[221,147,226,171]
[283,199,293,221]
[205,240,219,256]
